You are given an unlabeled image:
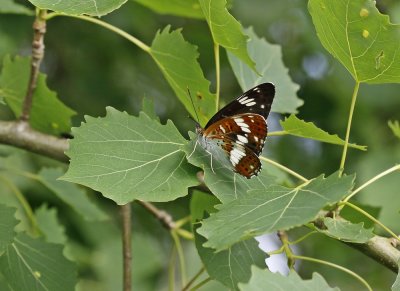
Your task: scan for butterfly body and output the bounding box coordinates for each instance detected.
[194,83,275,179]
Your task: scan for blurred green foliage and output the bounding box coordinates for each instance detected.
[0,0,399,290]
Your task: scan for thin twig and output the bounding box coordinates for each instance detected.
[21,9,47,121]
[137,200,176,230]
[182,267,205,291]
[121,204,132,291]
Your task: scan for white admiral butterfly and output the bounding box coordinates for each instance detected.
[191,83,275,179]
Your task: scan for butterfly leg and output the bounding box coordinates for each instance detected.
[204,149,216,174]
[187,140,199,160]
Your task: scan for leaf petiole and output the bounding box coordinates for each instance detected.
[293,255,372,291]
[339,81,360,176]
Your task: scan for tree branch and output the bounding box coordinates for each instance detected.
[121,204,132,291]
[0,121,69,162]
[137,200,176,230]
[21,10,47,121]
[346,236,399,273]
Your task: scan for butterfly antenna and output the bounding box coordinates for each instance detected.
[187,87,200,124]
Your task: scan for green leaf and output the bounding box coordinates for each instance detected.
[228,27,303,114]
[393,261,400,291]
[0,233,77,291]
[27,0,127,16]
[317,217,374,243]
[199,0,256,72]
[0,0,34,15]
[141,97,159,121]
[280,115,367,150]
[239,267,338,291]
[184,132,278,203]
[191,191,266,290]
[340,202,381,229]
[38,168,109,221]
[0,55,76,135]
[0,204,18,254]
[132,0,203,19]
[198,172,355,250]
[309,0,400,84]
[35,204,67,244]
[149,26,215,126]
[62,107,198,204]
[388,120,400,139]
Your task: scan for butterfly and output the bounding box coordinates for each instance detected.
[190,83,275,179]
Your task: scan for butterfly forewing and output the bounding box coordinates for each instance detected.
[205,82,275,128]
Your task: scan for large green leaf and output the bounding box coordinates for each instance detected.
[199,0,256,72]
[38,168,108,221]
[239,267,338,291]
[198,173,355,250]
[27,0,126,16]
[0,0,34,15]
[35,205,67,244]
[228,28,303,114]
[149,26,215,126]
[191,191,266,290]
[0,233,77,291]
[132,0,203,19]
[317,217,374,243]
[184,132,278,203]
[0,55,76,135]
[62,107,198,204]
[309,0,400,84]
[0,204,18,254]
[280,115,366,150]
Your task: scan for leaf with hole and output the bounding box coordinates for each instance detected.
[309,0,400,83]
[280,115,366,150]
[228,27,303,114]
[62,107,199,204]
[198,172,355,251]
